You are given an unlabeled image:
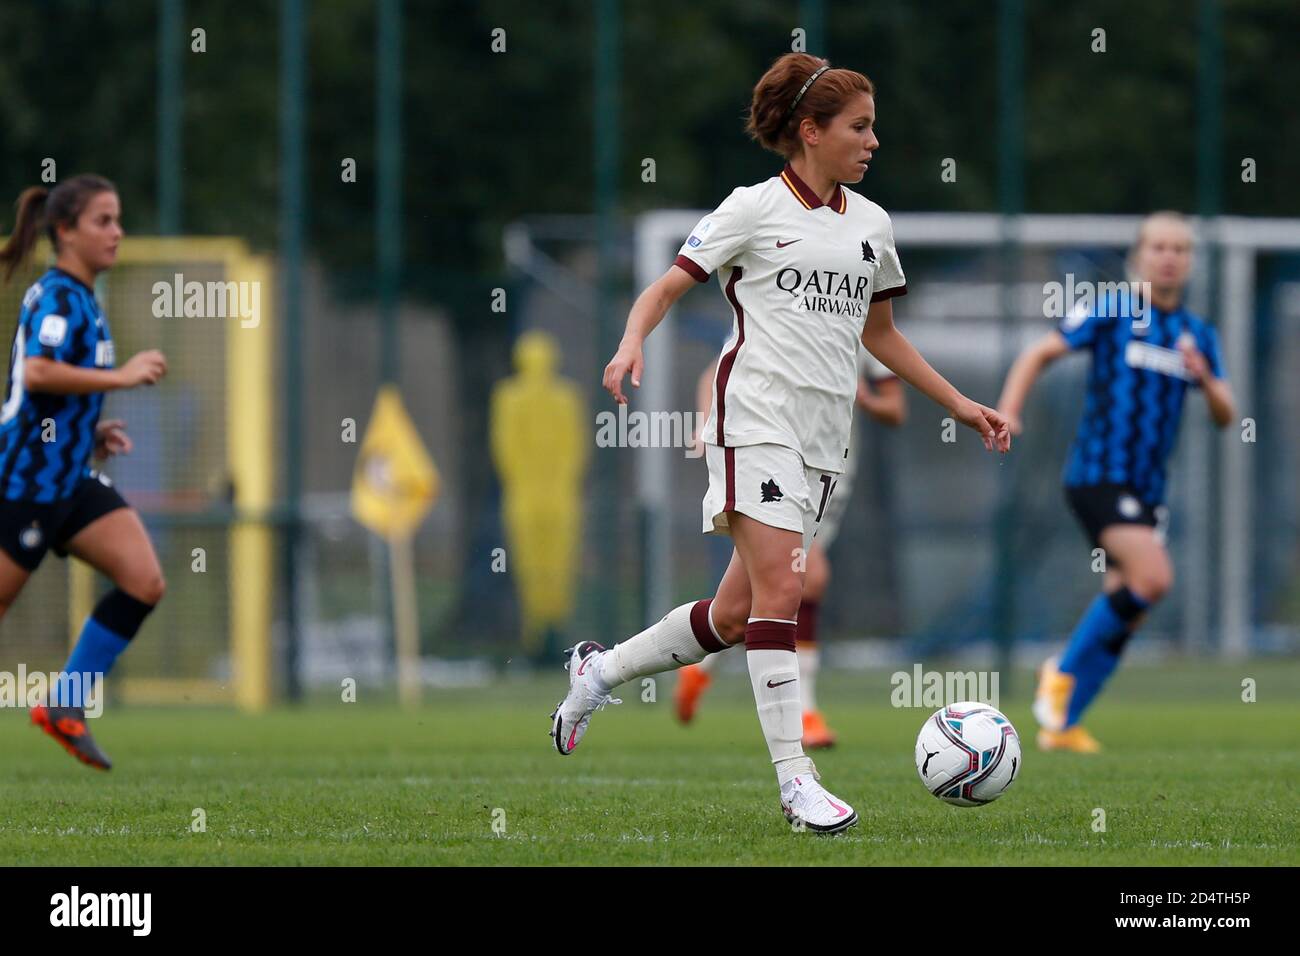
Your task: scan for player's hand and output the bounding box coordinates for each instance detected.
[94,419,132,459]
[997,406,1024,437]
[602,340,644,405]
[951,397,1012,453]
[1178,335,1209,383]
[119,350,168,387]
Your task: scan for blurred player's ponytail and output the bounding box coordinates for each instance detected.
[0,187,49,281]
[745,53,875,159]
[0,174,117,282]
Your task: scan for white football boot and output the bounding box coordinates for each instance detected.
[780,771,859,834]
[550,641,622,756]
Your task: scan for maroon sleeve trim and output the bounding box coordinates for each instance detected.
[870,284,908,303]
[673,254,710,283]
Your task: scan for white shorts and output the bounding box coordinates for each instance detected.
[702,443,841,554]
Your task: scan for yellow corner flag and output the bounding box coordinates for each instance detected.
[351,385,440,538]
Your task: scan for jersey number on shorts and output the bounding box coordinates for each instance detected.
[815,474,838,522]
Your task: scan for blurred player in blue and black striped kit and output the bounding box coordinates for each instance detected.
[0,174,169,769]
[998,211,1237,752]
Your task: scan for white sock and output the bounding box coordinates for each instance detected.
[797,644,819,712]
[596,602,706,692]
[745,642,812,787]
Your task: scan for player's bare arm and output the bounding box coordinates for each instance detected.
[602,265,697,404]
[24,350,167,395]
[1179,338,1236,427]
[861,298,1010,452]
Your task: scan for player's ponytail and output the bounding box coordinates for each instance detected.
[0,186,51,282]
[745,53,875,159]
[0,174,117,283]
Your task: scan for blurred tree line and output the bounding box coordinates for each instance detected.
[2,0,1296,296]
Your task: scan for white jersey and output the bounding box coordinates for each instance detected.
[676,163,906,473]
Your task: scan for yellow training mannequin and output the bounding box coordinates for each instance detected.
[489,331,588,656]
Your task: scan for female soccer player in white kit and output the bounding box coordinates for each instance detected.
[551,52,1010,833]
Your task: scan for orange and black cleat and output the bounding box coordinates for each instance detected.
[31,704,112,771]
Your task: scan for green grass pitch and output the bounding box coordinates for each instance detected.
[1,660,1296,865]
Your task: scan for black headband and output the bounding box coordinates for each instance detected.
[783,64,829,127]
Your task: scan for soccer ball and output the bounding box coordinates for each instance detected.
[915,702,1021,807]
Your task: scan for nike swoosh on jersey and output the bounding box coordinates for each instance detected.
[775,239,802,248]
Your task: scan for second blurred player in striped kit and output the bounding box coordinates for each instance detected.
[998,212,1236,752]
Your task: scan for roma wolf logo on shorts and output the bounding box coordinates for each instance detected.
[760,478,783,503]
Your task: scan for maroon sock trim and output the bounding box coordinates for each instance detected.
[689,599,726,653]
[744,619,796,652]
[795,600,819,646]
